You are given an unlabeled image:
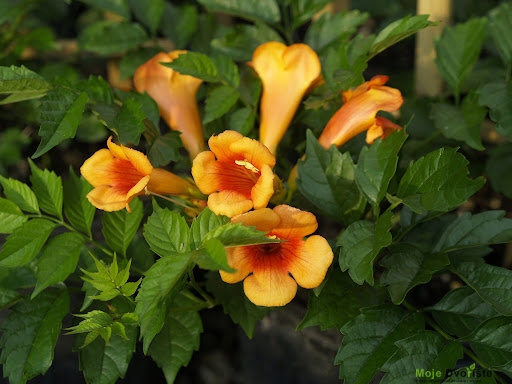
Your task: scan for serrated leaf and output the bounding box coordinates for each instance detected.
[33,88,88,158]
[370,15,435,59]
[430,92,486,151]
[0,289,69,384]
[192,238,234,272]
[160,3,198,48]
[147,131,182,167]
[76,326,137,384]
[147,293,203,383]
[336,304,424,384]
[164,51,220,82]
[112,97,146,145]
[197,0,280,24]
[434,17,487,96]
[143,200,190,256]
[102,198,143,257]
[380,243,450,304]
[228,107,256,136]
[205,272,269,338]
[28,158,63,219]
[478,81,512,140]
[64,168,95,236]
[355,129,407,212]
[79,0,130,18]
[0,197,27,233]
[32,232,84,298]
[189,208,229,249]
[78,20,148,55]
[120,280,140,296]
[489,2,512,66]
[76,76,114,104]
[452,262,512,316]
[135,253,191,353]
[297,130,366,225]
[127,0,164,35]
[380,331,463,384]
[67,310,113,335]
[0,219,56,267]
[427,286,500,337]
[114,259,131,287]
[297,267,386,331]
[338,210,393,285]
[0,175,40,214]
[396,147,485,214]
[0,65,51,104]
[202,221,279,248]
[203,85,239,124]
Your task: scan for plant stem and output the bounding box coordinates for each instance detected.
[187,265,216,308]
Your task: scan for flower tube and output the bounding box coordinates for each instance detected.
[220,205,333,307]
[133,51,205,159]
[318,75,403,149]
[249,42,322,154]
[191,130,276,218]
[81,136,198,211]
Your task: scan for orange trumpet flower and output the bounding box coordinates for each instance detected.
[318,75,403,149]
[191,130,276,218]
[81,137,198,211]
[249,42,322,154]
[220,205,333,307]
[133,51,205,159]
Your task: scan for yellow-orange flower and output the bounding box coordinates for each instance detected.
[220,205,333,307]
[81,137,197,211]
[133,51,205,159]
[249,41,322,155]
[191,130,276,218]
[318,75,403,149]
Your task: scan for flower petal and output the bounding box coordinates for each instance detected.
[207,190,254,217]
[231,208,281,232]
[208,130,244,162]
[191,151,222,194]
[80,148,115,187]
[251,164,274,209]
[271,205,318,239]
[244,270,297,307]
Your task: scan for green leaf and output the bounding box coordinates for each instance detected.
[430,92,486,151]
[380,243,450,304]
[297,130,366,225]
[336,304,424,384]
[369,15,435,59]
[160,3,198,48]
[0,289,69,384]
[189,207,229,249]
[305,10,369,53]
[0,65,51,104]
[434,17,487,96]
[0,287,21,310]
[143,200,190,256]
[192,238,235,272]
[338,210,393,285]
[28,158,63,219]
[112,97,146,145]
[0,175,39,214]
[147,131,182,167]
[76,75,114,104]
[202,221,279,248]
[163,51,220,82]
[355,130,407,212]
[463,316,512,376]
[427,286,500,337]
[488,2,512,66]
[135,253,191,353]
[78,21,148,55]
[478,81,512,140]
[147,293,203,383]
[380,331,463,384]
[205,272,270,338]
[32,232,84,298]
[228,107,256,136]
[80,0,130,18]
[290,0,332,29]
[0,197,27,234]
[297,267,386,331]
[433,211,512,253]
[127,0,164,35]
[487,143,512,199]
[0,219,56,268]
[33,88,89,158]
[203,84,239,124]
[102,198,143,257]
[196,0,280,24]
[77,326,137,384]
[395,147,485,214]
[452,262,512,316]
[63,168,95,236]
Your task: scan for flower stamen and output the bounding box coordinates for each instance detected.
[235,159,260,173]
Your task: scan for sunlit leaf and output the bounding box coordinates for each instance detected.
[28,158,63,219]
[0,197,27,234]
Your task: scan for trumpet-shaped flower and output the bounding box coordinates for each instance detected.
[133,51,205,159]
[81,137,197,211]
[249,42,322,154]
[220,205,333,307]
[191,130,276,218]
[318,75,403,149]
